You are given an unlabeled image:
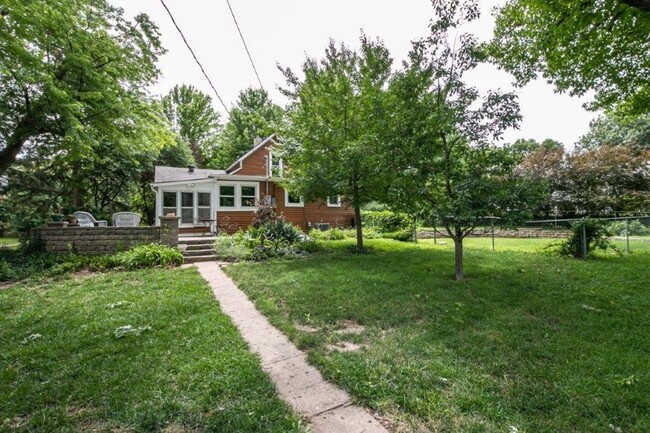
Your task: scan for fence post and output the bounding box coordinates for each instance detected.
[581,218,588,259]
[626,217,630,254]
[491,217,495,251]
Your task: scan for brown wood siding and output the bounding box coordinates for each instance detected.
[215,181,355,233]
[234,142,271,176]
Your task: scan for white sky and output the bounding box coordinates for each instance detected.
[111,0,599,149]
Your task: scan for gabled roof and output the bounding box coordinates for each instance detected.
[154,166,225,183]
[226,133,277,173]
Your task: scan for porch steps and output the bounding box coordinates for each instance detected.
[179,237,217,264]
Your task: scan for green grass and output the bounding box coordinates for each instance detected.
[225,238,650,432]
[0,268,305,433]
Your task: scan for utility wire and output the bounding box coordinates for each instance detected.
[159,0,230,114]
[224,0,264,90]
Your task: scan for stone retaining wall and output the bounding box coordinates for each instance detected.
[419,228,572,239]
[31,216,179,255]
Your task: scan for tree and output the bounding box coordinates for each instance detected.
[161,84,221,166]
[0,0,165,176]
[279,35,393,252]
[209,88,284,169]
[577,113,650,150]
[384,0,539,280]
[517,145,567,216]
[507,138,564,156]
[489,0,650,114]
[564,146,650,214]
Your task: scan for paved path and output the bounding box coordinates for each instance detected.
[195,262,388,433]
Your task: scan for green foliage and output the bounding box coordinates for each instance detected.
[161,84,221,166]
[362,211,411,233]
[113,244,183,269]
[578,113,650,150]
[209,88,284,169]
[381,230,414,242]
[214,234,251,262]
[557,219,619,258]
[490,0,650,114]
[0,258,12,281]
[215,219,306,261]
[0,0,167,175]
[309,228,346,241]
[607,220,650,237]
[279,34,394,252]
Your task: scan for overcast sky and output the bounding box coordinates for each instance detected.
[111,0,599,149]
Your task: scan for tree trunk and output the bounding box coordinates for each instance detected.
[0,128,30,176]
[453,237,464,281]
[354,202,363,252]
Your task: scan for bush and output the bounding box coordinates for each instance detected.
[0,258,13,281]
[607,220,650,236]
[557,219,619,258]
[310,228,345,240]
[214,234,251,261]
[382,230,414,242]
[114,244,183,269]
[362,211,412,233]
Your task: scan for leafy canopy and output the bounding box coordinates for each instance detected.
[489,0,650,114]
[279,34,393,251]
[0,0,165,175]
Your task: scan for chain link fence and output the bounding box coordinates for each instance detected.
[419,216,650,257]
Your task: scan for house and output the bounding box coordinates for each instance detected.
[151,134,355,234]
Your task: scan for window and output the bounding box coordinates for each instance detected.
[285,189,304,207]
[269,153,283,177]
[240,185,257,208]
[180,192,194,224]
[327,195,341,207]
[197,192,211,220]
[219,185,235,208]
[217,183,258,209]
[162,192,177,216]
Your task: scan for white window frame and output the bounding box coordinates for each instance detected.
[269,152,283,178]
[239,182,258,209]
[284,189,304,208]
[217,182,237,210]
[327,195,342,207]
[217,182,258,210]
[161,189,213,227]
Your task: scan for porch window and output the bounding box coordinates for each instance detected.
[162,192,177,216]
[181,192,194,224]
[240,185,257,208]
[327,195,341,207]
[285,189,304,207]
[197,192,211,220]
[219,185,235,208]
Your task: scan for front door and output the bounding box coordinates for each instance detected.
[180,192,194,226]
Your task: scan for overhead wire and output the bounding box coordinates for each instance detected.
[158,0,230,114]
[224,0,265,90]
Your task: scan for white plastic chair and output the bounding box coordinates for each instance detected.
[73,211,108,227]
[112,212,141,227]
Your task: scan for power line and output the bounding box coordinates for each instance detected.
[224,0,264,90]
[159,0,230,114]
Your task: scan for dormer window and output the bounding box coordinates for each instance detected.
[269,152,283,177]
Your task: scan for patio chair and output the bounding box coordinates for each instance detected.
[73,211,108,227]
[112,212,141,227]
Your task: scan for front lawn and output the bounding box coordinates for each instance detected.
[0,268,305,432]
[226,239,650,432]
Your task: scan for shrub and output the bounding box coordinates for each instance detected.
[557,219,619,258]
[214,234,251,261]
[382,230,414,242]
[310,228,345,241]
[114,244,183,269]
[0,258,13,281]
[362,211,412,233]
[607,220,650,236]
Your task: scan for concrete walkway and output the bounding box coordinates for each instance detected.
[195,262,388,433]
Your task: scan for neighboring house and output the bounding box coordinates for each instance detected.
[151,134,355,234]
